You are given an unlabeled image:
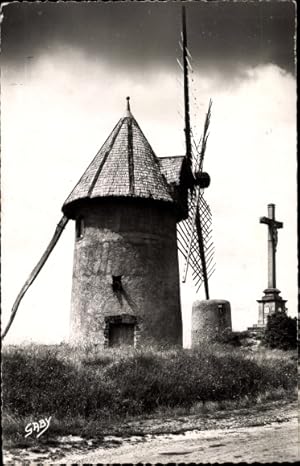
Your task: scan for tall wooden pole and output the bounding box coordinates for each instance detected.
[182,5,192,168]
[196,206,210,299]
[1,216,69,340]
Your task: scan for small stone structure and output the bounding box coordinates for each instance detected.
[63,99,195,349]
[191,299,232,345]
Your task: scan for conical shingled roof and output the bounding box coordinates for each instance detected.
[62,99,174,217]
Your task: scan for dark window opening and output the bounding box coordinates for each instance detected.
[112,275,123,292]
[218,304,227,328]
[108,323,134,347]
[76,217,84,240]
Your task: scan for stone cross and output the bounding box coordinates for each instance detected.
[260,204,283,289]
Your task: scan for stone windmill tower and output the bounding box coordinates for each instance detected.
[62,98,191,348]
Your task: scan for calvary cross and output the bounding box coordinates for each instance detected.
[260,204,283,290]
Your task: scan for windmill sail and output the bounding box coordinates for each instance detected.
[181,5,192,169]
[177,103,216,295]
[177,6,215,299]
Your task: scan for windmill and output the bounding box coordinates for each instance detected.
[176,6,215,299]
[2,5,224,346]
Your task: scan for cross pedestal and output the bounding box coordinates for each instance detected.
[256,204,286,327]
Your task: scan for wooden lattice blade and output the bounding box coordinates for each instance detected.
[177,187,215,293]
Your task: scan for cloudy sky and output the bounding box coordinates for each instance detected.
[1,1,297,346]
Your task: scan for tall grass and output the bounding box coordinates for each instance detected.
[2,342,297,443]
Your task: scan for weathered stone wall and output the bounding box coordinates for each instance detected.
[191,299,232,346]
[69,199,182,347]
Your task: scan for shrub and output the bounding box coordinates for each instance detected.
[262,312,297,351]
[2,344,115,419]
[216,329,248,346]
[2,341,297,429]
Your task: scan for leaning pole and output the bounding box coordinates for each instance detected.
[1,216,69,341]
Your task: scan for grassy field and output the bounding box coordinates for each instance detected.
[2,342,297,448]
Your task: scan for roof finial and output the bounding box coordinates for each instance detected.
[126,96,132,117]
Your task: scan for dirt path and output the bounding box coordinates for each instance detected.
[59,417,299,463]
[4,399,299,464]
